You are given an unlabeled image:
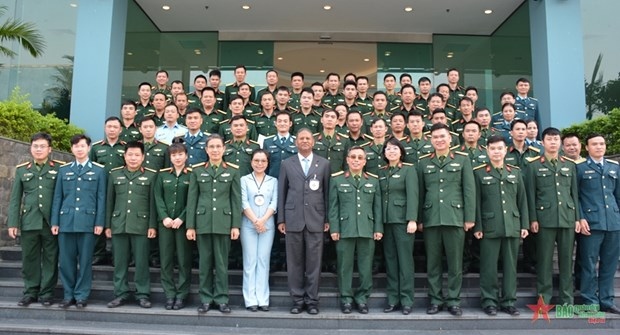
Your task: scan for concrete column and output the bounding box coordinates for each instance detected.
[529,0,586,129]
[70,0,128,140]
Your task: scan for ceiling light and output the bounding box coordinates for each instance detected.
[320,69,325,73]
[127,52,133,56]
[69,3,77,8]
[447,54,453,58]
[257,49,264,55]
[484,9,493,14]
[370,84,376,88]
[323,5,332,10]
[162,5,170,11]
[363,58,370,62]
[277,57,283,60]
[384,51,391,57]
[242,5,250,10]
[404,7,413,12]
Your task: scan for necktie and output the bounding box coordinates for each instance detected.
[438,156,445,163]
[280,137,286,144]
[213,165,218,173]
[190,135,196,142]
[597,162,604,172]
[303,158,310,176]
[77,164,83,172]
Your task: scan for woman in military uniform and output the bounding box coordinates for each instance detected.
[378,137,419,315]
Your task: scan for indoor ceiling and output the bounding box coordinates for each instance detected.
[135,0,525,39]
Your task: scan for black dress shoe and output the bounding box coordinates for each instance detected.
[500,306,520,316]
[17,296,36,307]
[58,299,76,309]
[165,298,175,310]
[483,306,497,316]
[341,303,352,314]
[601,305,620,315]
[290,304,304,314]
[307,305,319,315]
[149,258,161,268]
[40,297,53,307]
[402,306,412,315]
[383,304,399,313]
[173,299,185,310]
[426,304,442,315]
[76,300,87,309]
[107,297,126,308]
[358,303,369,314]
[247,305,258,312]
[218,303,231,313]
[91,256,106,266]
[138,298,152,308]
[197,303,210,313]
[448,305,462,316]
[258,305,269,312]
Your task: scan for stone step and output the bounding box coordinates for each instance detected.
[0,299,617,333]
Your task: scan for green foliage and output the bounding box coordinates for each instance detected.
[0,5,45,58]
[0,88,83,152]
[562,108,620,155]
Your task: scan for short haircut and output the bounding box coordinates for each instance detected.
[383,73,396,81]
[310,81,324,89]
[121,100,136,109]
[32,132,52,146]
[139,115,156,126]
[228,95,244,104]
[296,127,313,138]
[105,116,122,126]
[500,91,515,100]
[459,97,474,106]
[382,137,406,164]
[193,74,207,83]
[429,92,444,102]
[561,132,580,142]
[474,107,491,118]
[209,69,221,78]
[373,91,387,99]
[502,102,516,112]
[322,109,338,118]
[348,145,366,156]
[70,134,90,146]
[326,72,340,80]
[525,119,538,127]
[346,110,363,120]
[430,122,450,133]
[464,120,481,131]
[168,142,188,155]
[291,71,304,80]
[418,76,431,84]
[206,134,225,146]
[277,86,291,94]
[252,148,270,162]
[301,87,314,96]
[447,68,459,75]
[356,76,369,84]
[370,118,387,128]
[542,127,561,139]
[156,70,169,77]
[400,84,416,94]
[344,72,357,81]
[174,92,188,101]
[152,92,168,100]
[238,82,251,90]
[343,81,357,90]
[465,86,478,94]
[399,73,412,82]
[230,114,247,124]
[234,65,247,72]
[431,108,447,118]
[201,87,216,96]
[138,82,151,90]
[266,69,278,77]
[516,77,530,85]
[487,135,506,146]
[185,107,202,116]
[334,104,349,112]
[585,133,604,145]
[510,119,527,131]
[275,110,292,122]
[407,111,424,122]
[436,83,450,92]
[125,140,145,154]
[390,112,406,122]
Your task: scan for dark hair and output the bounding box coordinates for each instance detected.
[153,92,168,100]
[70,134,90,146]
[326,72,340,80]
[31,132,52,146]
[168,142,188,155]
[277,86,291,94]
[138,82,151,90]
[459,97,474,106]
[542,127,561,139]
[464,120,481,131]
[502,102,516,112]
[310,81,324,89]
[230,115,247,124]
[431,108,447,118]
[447,68,459,75]
[465,86,478,94]
[174,92,188,102]
[429,92,444,102]
[487,135,506,146]
[373,91,387,99]
[171,80,184,88]
[156,70,169,77]
[399,73,412,82]
[185,107,202,116]
[382,137,406,164]
[561,132,580,142]
[383,73,396,81]
[334,104,349,112]
[209,69,221,78]
[201,87,216,96]
[120,100,137,111]
[344,72,357,81]
[436,83,450,92]
[474,107,491,118]
[356,76,369,84]
[343,81,356,90]
[418,76,431,84]
[400,84,416,94]
[234,65,247,72]
[238,82,251,91]
[430,123,450,133]
[322,109,338,118]
[370,118,387,128]
[585,133,604,146]
[266,69,279,77]
[516,77,530,85]
[500,91,515,100]
[407,111,424,122]
[510,119,527,131]
[125,140,145,154]
[301,87,314,96]
[252,148,270,163]
[291,71,304,80]
[390,112,406,122]
[275,110,292,122]
[346,110,363,120]
[139,115,156,126]
[105,116,122,126]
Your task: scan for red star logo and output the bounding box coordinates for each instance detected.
[528,295,555,323]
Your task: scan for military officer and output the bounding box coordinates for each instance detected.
[154,143,192,311]
[8,132,61,307]
[224,65,256,109]
[378,138,419,315]
[199,88,227,134]
[418,123,475,316]
[329,146,383,314]
[525,127,580,306]
[154,104,188,144]
[446,68,465,108]
[363,91,392,135]
[576,134,620,314]
[208,69,226,110]
[187,74,207,110]
[105,141,158,309]
[150,92,169,126]
[313,109,349,174]
[345,110,371,147]
[186,134,241,314]
[322,72,345,108]
[219,96,258,142]
[515,78,539,123]
[292,88,322,134]
[355,76,374,114]
[263,111,297,179]
[362,118,389,175]
[89,116,126,265]
[224,115,260,176]
[136,82,155,122]
[473,135,529,316]
[254,93,278,137]
[51,134,106,309]
[401,112,433,164]
[504,120,540,171]
[139,116,170,171]
[119,100,142,143]
[152,70,172,102]
[459,121,489,167]
[183,109,209,166]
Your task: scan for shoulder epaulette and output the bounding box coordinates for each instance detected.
[264,134,276,139]
[363,134,374,140]
[492,111,502,116]
[423,131,431,136]
[159,167,173,172]
[451,119,461,125]
[402,162,414,166]
[92,140,104,145]
[16,161,29,168]
[219,119,230,124]
[331,171,344,177]
[217,109,227,115]
[249,102,258,106]
[606,159,619,165]
[526,156,541,163]
[159,140,171,146]
[249,84,255,88]
[92,162,104,168]
[246,119,256,124]
[192,162,206,168]
[454,151,468,157]
[226,82,234,87]
[144,167,157,173]
[224,139,233,144]
[249,140,260,145]
[366,172,378,178]
[450,131,459,136]
[447,103,456,109]
[226,162,239,169]
[61,162,72,167]
[337,132,349,138]
[530,97,538,101]
[389,106,400,111]
[360,142,371,147]
[528,146,541,152]
[562,156,576,163]
[52,159,66,165]
[573,157,587,164]
[450,145,461,151]
[473,164,486,170]
[362,111,373,116]
[313,133,321,137]
[419,153,432,159]
[110,166,124,172]
[186,167,193,172]
[506,163,520,170]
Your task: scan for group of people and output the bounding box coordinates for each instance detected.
[7,67,620,318]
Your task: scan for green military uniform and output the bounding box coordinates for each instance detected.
[329,171,383,306]
[154,167,193,302]
[256,87,276,103]
[120,123,142,143]
[414,96,429,117]
[288,93,301,110]
[362,141,387,175]
[218,119,258,143]
[136,102,155,122]
[478,127,500,147]
[214,89,225,111]
[459,144,489,167]
[8,159,61,302]
[187,92,202,110]
[322,92,345,109]
[152,113,166,127]
[505,145,540,170]
[313,133,349,174]
[356,96,374,114]
[423,130,460,147]
[106,166,158,300]
[335,123,348,135]
[224,139,260,179]
[448,85,465,108]
[347,133,372,147]
[291,110,322,135]
[386,93,402,110]
[401,136,433,164]
[151,86,172,102]
[142,140,170,171]
[224,83,256,109]
[363,111,391,135]
[186,162,241,305]
[525,156,579,305]
[253,112,278,137]
[201,109,227,135]
[474,163,529,309]
[378,162,418,307]
[418,151,475,308]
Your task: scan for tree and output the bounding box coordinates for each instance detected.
[41,55,73,121]
[0,5,45,58]
[585,53,603,120]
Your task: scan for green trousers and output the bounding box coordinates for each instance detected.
[336,237,375,305]
[158,226,192,299]
[383,223,414,307]
[424,226,464,307]
[20,228,58,299]
[479,237,519,308]
[536,227,574,305]
[197,234,230,304]
[111,233,151,299]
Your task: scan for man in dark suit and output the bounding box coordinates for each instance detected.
[277,128,331,315]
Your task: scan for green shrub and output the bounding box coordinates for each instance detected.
[562,108,620,155]
[0,88,83,152]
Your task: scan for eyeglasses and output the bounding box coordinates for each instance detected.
[31,145,49,150]
[348,155,366,160]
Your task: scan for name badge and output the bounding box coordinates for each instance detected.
[450,163,460,167]
[585,170,595,174]
[48,170,57,175]
[309,176,320,191]
[86,171,95,175]
[392,174,401,178]
[561,167,570,172]
[138,177,148,181]
[222,173,230,177]
[254,194,265,206]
